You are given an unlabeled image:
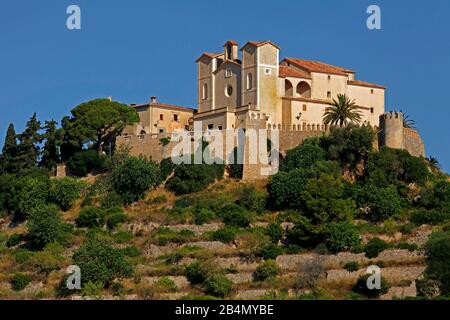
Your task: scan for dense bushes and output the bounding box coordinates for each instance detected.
[27,205,70,249]
[364,238,390,258]
[355,185,403,222]
[253,260,280,281]
[268,169,310,209]
[49,177,86,211]
[236,184,267,213]
[167,162,224,195]
[67,150,108,177]
[211,226,238,244]
[366,147,429,187]
[256,243,283,260]
[424,231,450,295]
[10,273,32,291]
[185,261,210,285]
[76,207,105,228]
[218,204,251,227]
[204,274,233,298]
[113,157,160,205]
[324,222,361,253]
[280,141,325,172]
[72,240,133,286]
[13,175,50,219]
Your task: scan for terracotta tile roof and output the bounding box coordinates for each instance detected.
[195,52,224,62]
[133,102,195,113]
[240,40,281,51]
[279,66,312,79]
[283,58,354,76]
[224,40,238,46]
[348,80,386,89]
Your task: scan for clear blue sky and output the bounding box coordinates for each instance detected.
[0,0,449,172]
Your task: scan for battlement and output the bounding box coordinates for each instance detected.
[382,111,403,120]
[268,123,329,132]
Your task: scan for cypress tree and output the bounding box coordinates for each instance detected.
[40,119,60,170]
[17,113,42,170]
[0,123,19,173]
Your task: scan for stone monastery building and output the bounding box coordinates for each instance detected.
[194,40,385,131]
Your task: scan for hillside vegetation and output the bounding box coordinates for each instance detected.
[0,117,449,299]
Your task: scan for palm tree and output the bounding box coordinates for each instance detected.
[399,110,417,130]
[323,94,362,127]
[426,156,441,173]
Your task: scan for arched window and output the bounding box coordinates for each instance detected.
[285,79,293,97]
[246,73,253,90]
[296,81,311,98]
[202,83,208,100]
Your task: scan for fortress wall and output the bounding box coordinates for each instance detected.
[403,128,425,157]
[116,134,180,162]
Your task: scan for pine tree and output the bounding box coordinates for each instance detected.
[40,119,60,170]
[16,113,42,170]
[0,123,19,173]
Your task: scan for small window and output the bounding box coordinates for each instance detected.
[246,73,253,90]
[225,85,233,97]
[265,68,272,75]
[303,104,307,112]
[160,114,164,121]
[225,68,232,78]
[370,107,374,113]
[218,126,223,130]
[202,83,208,100]
[371,89,374,94]
[327,91,331,98]
[208,124,214,130]
[328,75,331,80]
[173,114,178,121]
[159,128,165,133]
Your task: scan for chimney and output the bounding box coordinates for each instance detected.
[150,96,157,104]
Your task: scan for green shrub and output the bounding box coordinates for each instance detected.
[299,174,356,224]
[356,185,403,222]
[205,274,233,298]
[366,146,429,187]
[253,260,280,281]
[113,157,160,205]
[100,191,123,209]
[219,204,250,228]
[411,209,450,226]
[396,242,418,252]
[325,222,361,253]
[67,150,108,177]
[28,205,69,248]
[364,238,391,258]
[344,261,360,272]
[76,206,105,228]
[321,125,375,171]
[14,176,50,219]
[113,231,134,243]
[167,162,224,195]
[106,212,127,229]
[72,240,133,286]
[352,274,390,298]
[153,227,196,246]
[120,245,140,257]
[6,234,22,247]
[256,243,283,260]
[49,177,86,211]
[10,273,32,291]
[265,223,283,244]
[424,231,450,295]
[268,169,310,209]
[30,249,63,274]
[155,276,176,292]
[286,215,321,248]
[285,245,304,254]
[12,249,34,264]
[185,261,210,285]
[236,185,267,213]
[280,142,325,172]
[211,226,238,244]
[193,208,216,225]
[159,158,175,183]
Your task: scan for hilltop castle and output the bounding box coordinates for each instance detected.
[118,40,425,180]
[194,40,385,131]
